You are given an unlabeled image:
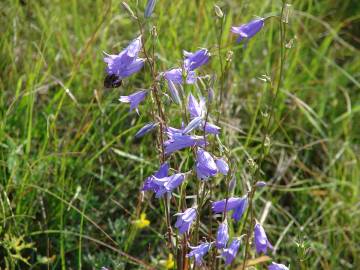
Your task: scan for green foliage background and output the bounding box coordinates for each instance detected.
[0,0,359,269]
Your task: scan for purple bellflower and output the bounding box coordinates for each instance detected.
[182,116,204,134]
[152,173,185,198]
[164,68,196,84]
[103,36,144,79]
[144,0,156,18]
[254,223,273,254]
[119,90,148,113]
[196,148,218,180]
[142,163,169,193]
[164,130,205,155]
[175,207,197,234]
[186,242,211,266]
[163,69,196,106]
[188,93,206,119]
[184,49,210,71]
[215,158,229,175]
[212,196,248,222]
[268,262,290,270]
[204,122,221,134]
[216,221,229,249]
[187,94,221,134]
[135,122,157,138]
[231,18,265,43]
[222,238,241,265]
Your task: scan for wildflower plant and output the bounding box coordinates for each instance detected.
[104,0,292,269]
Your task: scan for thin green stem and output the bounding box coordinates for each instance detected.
[241,2,288,269]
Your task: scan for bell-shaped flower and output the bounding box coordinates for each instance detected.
[212,196,248,222]
[135,122,157,138]
[215,158,229,175]
[163,68,196,84]
[119,90,148,112]
[175,207,197,234]
[151,173,185,198]
[204,122,221,134]
[186,242,211,266]
[196,148,218,180]
[187,94,221,134]
[216,221,229,249]
[164,130,205,155]
[103,36,144,79]
[231,18,265,43]
[182,116,204,134]
[268,262,289,270]
[222,238,241,265]
[254,223,273,254]
[184,49,210,71]
[188,94,206,119]
[142,163,169,193]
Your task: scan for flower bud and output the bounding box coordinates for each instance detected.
[121,2,137,20]
[214,4,224,18]
[144,0,157,18]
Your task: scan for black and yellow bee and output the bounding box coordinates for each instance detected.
[103,74,122,88]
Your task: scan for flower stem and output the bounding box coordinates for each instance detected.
[241,1,288,269]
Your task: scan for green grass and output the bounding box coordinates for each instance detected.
[1,0,360,269]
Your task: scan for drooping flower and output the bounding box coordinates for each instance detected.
[231,18,265,43]
[119,90,148,112]
[135,122,157,138]
[232,197,248,221]
[152,173,186,197]
[182,116,204,134]
[175,207,197,234]
[142,163,169,192]
[133,212,150,229]
[222,238,241,265]
[186,242,211,266]
[204,122,221,134]
[164,131,205,155]
[254,223,273,254]
[187,94,221,134]
[144,0,156,18]
[215,158,229,175]
[164,68,197,84]
[188,93,206,119]
[216,221,229,249]
[103,36,144,79]
[196,148,218,180]
[268,262,289,270]
[184,49,210,71]
[212,196,248,221]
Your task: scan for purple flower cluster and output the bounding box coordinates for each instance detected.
[104,11,290,269]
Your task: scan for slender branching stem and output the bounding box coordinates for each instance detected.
[241,2,288,269]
